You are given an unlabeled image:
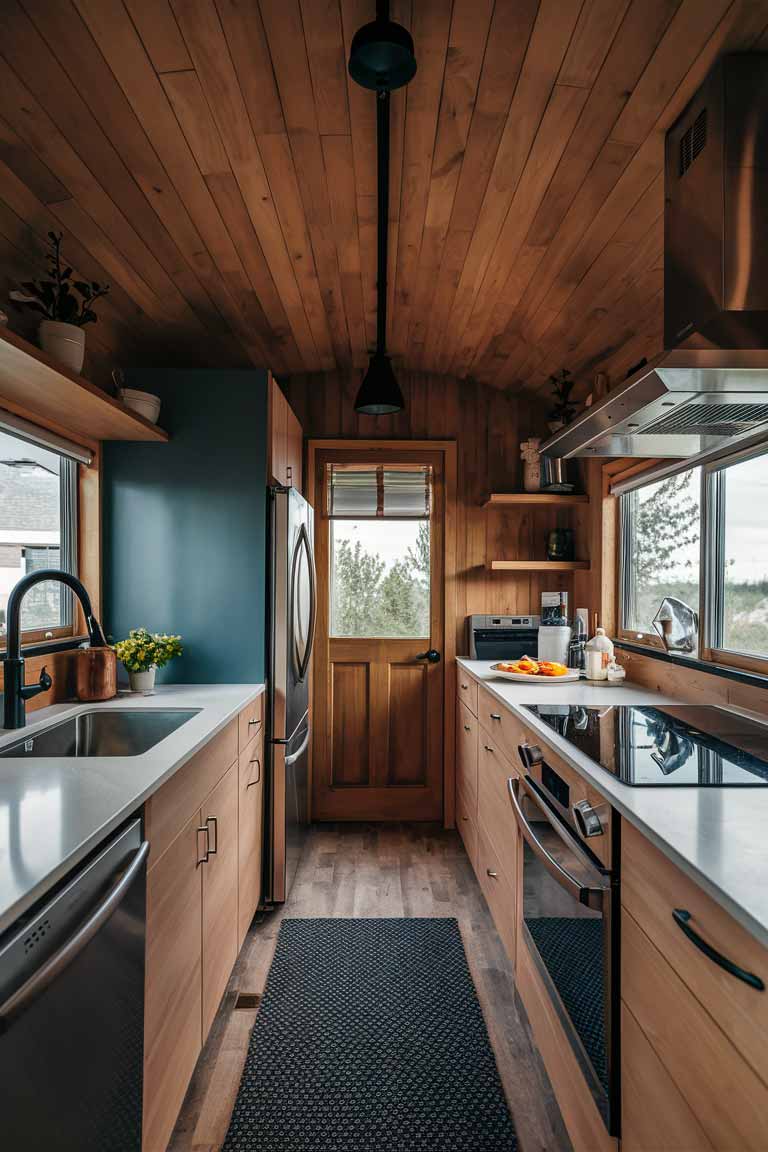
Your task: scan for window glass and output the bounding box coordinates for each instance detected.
[720,453,768,658]
[622,468,700,637]
[0,431,64,636]
[330,519,430,638]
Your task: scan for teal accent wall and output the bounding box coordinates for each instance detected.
[103,371,269,684]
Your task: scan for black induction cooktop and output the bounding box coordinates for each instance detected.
[525,704,768,786]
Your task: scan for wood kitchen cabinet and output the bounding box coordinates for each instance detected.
[269,374,303,491]
[143,702,264,1152]
[238,734,264,950]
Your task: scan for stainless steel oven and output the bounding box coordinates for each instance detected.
[510,743,619,1136]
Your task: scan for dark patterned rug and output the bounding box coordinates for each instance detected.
[223,918,518,1151]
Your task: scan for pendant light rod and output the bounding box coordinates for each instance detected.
[376,88,390,356]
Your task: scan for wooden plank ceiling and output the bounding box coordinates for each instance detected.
[0,0,766,401]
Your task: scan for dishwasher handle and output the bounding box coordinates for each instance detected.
[0,838,149,1032]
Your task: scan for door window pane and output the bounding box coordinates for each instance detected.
[720,452,768,658]
[0,431,65,636]
[621,468,701,637]
[330,519,430,638]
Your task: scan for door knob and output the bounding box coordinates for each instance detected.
[416,649,441,663]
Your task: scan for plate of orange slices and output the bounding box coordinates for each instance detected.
[490,656,580,683]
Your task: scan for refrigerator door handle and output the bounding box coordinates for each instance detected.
[292,521,316,684]
[285,727,310,766]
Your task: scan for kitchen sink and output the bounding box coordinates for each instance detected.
[0,708,201,758]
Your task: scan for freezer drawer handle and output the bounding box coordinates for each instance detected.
[285,727,310,767]
[507,777,604,911]
[0,838,149,1031]
[672,909,765,991]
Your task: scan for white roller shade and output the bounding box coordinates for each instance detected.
[326,464,432,519]
[0,407,93,465]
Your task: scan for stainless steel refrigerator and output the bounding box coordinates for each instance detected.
[264,485,316,904]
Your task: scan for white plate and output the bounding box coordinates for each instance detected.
[489,663,581,684]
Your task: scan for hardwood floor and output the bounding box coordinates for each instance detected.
[168,823,571,1152]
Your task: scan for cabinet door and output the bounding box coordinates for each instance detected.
[143,812,204,1152]
[269,375,287,486]
[201,762,239,1039]
[285,402,303,492]
[238,739,264,950]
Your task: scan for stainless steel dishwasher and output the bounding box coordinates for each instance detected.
[0,818,148,1151]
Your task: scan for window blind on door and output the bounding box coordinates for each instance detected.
[326,464,432,519]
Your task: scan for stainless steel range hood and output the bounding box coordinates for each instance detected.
[541,54,768,464]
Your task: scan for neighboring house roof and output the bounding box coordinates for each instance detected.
[0,460,58,532]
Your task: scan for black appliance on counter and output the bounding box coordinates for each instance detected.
[511,742,618,1134]
[526,704,768,786]
[0,818,148,1151]
[466,614,539,661]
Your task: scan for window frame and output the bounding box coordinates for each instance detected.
[616,441,768,676]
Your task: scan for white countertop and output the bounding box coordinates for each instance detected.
[458,659,768,948]
[0,684,264,936]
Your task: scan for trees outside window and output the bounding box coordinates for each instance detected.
[331,520,430,638]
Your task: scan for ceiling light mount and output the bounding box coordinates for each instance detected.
[349,1,416,415]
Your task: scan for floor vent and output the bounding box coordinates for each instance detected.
[234,992,262,1010]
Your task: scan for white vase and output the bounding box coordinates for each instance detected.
[39,319,86,373]
[128,667,156,693]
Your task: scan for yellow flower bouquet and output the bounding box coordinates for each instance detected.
[114,628,182,692]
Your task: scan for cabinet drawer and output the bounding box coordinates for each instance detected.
[457,674,478,717]
[477,735,518,885]
[622,820,768,1083]
[145,718,238,868]
[238,693,264,754]
[477,685,525,767]
[621,1001,713,1152]
[477,825,516,967]
[622,909,768,1150]
[456,784,478,871]
[456,700,478,810]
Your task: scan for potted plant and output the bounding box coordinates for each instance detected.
[113,628,183,693]
[547,369,577,432]
[9,232,110,373]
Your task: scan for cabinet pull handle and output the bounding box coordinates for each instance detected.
[461,815,469,822]
[486,869,498,879]
[460,683,469,689]
[490,713,502,721]
[672,909,765,991]
[483,744,494,753]
[463,724,471,732]
[206,815,218,855]
[248,718,260,727]
[286,465,292,484]
[196,825,209,866]
[247,759,261,787]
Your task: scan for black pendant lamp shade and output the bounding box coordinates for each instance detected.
[350,2,416,415]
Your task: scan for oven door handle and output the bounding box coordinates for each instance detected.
[507,777,606,911]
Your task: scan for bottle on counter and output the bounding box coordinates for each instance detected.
[606,660,626,683]
[585,626,614,681]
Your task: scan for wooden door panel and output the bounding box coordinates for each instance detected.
[387,663,427,785]
[331,661,370,786]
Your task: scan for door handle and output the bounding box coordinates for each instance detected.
[416,649,441,663]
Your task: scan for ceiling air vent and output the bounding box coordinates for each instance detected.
[679,108,707,176]
[642,401,768,438]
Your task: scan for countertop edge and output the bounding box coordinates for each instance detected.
[457,659,768,950]
[0,684,265,936]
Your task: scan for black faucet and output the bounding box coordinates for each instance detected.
[2,569,107,730]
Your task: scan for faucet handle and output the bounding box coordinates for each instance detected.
[20,665,53,702]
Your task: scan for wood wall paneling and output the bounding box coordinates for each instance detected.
[0,3,764,396]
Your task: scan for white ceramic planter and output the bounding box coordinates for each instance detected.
[39,320,86,373]
[128,667,156,693]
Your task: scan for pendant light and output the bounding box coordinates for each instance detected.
[349,1,416,415]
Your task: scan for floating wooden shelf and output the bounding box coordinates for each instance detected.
[483,492,589,507]
[0,328,168,444]
[489,560,590,572]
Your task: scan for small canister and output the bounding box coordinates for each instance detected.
[75,647,117,702]
[584,627,613,681]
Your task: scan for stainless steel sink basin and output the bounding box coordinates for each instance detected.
[0,708,201,758]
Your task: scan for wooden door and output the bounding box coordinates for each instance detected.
[201,762,239,1039]
[313,449,444,821]
[143,812,203,1152]
[237,735,264,949]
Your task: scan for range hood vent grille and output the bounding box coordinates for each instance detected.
[642,401,768,438]
[679,107,707,176]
